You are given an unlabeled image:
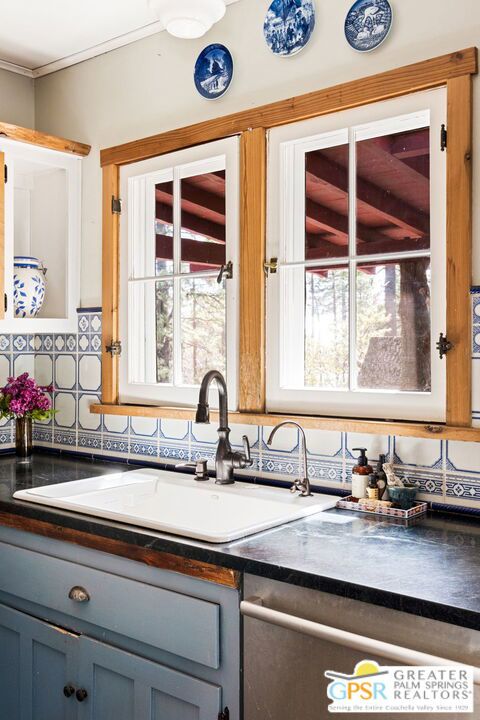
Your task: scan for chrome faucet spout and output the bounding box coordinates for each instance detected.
[195,370,253,485]
[267,421,312,497]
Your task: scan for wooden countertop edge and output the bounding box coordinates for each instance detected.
[0,510,240,590]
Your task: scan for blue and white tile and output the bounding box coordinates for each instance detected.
[445,474,480,505]
[345,433,390,462]
[102,434,129,455]
[33,421,53,446]
[34,354,53,386]
[12,335,28,353]
[78,355,101,392]
[446,440,480,475]
[307,459,344,488]
[55,354,76,390]
[78,431,102,452]
[0,335,11,352]
[103,413,129,435]
[393,436,443,469]
[0,354,11,386]
[53,428,77,448]
[13,354,34,377]
[54,392,76,429]
[471,288,480,327]
[78,314,90,333]
[90,334,102,353]
[305,429,343,459]
[78,334,90,353]
[0,420,13,445]
[90,314,102,333]
[129,435,159,460]
[78,394,102,431]
[66,334,77,353]
[160,419,189,442]
[54,335,66,353]
[131,417,158,437]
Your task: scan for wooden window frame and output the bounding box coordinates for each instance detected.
[96,48,477,441]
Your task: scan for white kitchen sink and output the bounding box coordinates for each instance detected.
[13,468,338,543]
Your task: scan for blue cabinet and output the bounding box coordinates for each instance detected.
[77,635,221,720]
[0,527,240,720]
[0,603,78,720]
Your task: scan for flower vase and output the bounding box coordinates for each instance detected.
[15,416,33,462]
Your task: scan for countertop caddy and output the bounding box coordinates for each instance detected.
[336,495,428,519]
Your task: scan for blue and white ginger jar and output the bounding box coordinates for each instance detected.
[13,256,46,318]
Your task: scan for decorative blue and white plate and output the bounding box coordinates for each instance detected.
[264,0,316,57]
[345,0,393,52]
[194,44,233,100]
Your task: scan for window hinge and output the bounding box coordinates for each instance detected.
[217,261,233,283]
[264,257,278,276]
[436,333,453,359]
[440,124,447,152]
[111,196,122,214]
[4,164,7,183]
[106,340,122,357]
[218,708,229,720]
[4,293,6,312]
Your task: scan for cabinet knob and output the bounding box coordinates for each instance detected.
[68,586,90,603]
[76,688,88,702]
[63,684,75,698]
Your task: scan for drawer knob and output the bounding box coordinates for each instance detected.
[76,688,88,703]
[68,586,90,603]
[63,684,75,698]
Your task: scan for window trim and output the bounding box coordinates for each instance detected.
[99,48,476,439]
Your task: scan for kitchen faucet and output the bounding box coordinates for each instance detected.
[266,421,312,497]
[195,370,253,484]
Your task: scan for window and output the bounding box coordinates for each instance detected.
[266,89,446,421]
[119,137,239,406]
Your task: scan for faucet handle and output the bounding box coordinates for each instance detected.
[242,435,252,464]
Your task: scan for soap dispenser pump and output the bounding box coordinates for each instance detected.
[351,448,373,500]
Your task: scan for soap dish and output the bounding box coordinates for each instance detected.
[336,495,428,519]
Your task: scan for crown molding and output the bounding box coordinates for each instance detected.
[0,59,34,78]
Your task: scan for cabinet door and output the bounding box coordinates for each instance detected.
[77,635,222,720]
[0,602,78,720]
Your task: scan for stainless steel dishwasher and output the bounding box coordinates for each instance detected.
[243,575,480,720]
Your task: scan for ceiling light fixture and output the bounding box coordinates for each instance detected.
[150,0,227,39]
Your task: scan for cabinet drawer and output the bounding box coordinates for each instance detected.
[0,542,220,669]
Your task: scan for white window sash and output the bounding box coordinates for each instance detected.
[119,137,239,408]
[267,88,447,422]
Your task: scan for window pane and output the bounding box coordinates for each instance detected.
[155,280,174,384]
[356,127,430,256]
[305,145,349,261]
[181,171,226,273]
[181,276,226,385]
[305,266,349,389]
[155,180,174,275]
[356,259,431,392]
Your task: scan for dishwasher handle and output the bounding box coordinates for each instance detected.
[241,596,480,686]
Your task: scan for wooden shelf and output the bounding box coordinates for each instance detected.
[91,404,480,442]
[0,122,90,156]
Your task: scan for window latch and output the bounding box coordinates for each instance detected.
[106,340,122,357]
[436,333,453,359]
[217,261,233,284]
[263,257,278,276]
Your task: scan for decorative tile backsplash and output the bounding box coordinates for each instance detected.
[0,302,479,512]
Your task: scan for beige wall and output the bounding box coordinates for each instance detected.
[33,0,480,306]
[0,68,34,128]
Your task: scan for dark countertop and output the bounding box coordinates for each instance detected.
[0,452,479,631]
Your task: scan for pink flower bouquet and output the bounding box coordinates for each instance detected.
[0,372,55,421]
